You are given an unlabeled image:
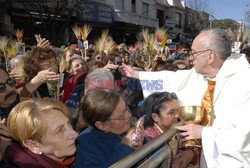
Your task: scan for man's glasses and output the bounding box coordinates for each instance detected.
[190,49,211,59]
[0,78,16,93]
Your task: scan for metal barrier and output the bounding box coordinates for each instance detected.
[110,122,183,168]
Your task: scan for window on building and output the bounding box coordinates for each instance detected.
[185,13,191,25]
[132,0,136,13]
[175,12,182,28]
[142,2,148,17]
[157,9,164,27]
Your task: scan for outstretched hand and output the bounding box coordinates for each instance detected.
[35,34,50,48]
[25,69,60,94]
[103,61,118,72]
[33,69,60,84]
[118,63,139,79]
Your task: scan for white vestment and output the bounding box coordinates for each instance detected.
[139,53,250,168]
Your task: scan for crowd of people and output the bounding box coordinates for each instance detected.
[0,27,250,168]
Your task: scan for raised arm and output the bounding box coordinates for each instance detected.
[25,69,59,94]
[119,63,139,79]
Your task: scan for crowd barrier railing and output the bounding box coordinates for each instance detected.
[110,122,183,168]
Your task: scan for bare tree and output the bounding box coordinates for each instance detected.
[9,0,89,46]
[186,0,211,12]
[245,3,250,27]
[184,0,212,37]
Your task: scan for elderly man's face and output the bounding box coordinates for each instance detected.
[0,70,17,108]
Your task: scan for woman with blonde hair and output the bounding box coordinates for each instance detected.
[3,98,78,168]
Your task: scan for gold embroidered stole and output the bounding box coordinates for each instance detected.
[200,80,216,126]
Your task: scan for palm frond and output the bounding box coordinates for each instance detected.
[95,30,109,54]
[15,29,24,42]
[5,40,17,58]
[242,31,248,43]
[81,24,92,41]
[0,36,8,52]
[155,28,168,48]
[142,29,150,46]
[72,25,82,40]
[104,36,116,55]
[59,55,68,73]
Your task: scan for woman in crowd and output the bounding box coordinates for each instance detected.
[61,56,88,103]
[142,92,198,168]
[74,90,144,167]
[3,98,78,168]
[8,55,27,88]
[67,56,88,76]
[23,47,60,98]
[64,47,76,62]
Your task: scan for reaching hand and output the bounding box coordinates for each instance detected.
[36,34,50,48]
[118,63,139,79]
[32,69,60,85]
[103,61,118,72]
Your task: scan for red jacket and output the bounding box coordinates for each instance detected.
[3,143,62,168]
[62,72,87,103]
[3,143,74,168]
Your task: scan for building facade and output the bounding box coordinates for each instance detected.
[1,0,210,45]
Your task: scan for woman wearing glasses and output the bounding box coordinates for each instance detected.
[142,92,197,168]
[74,90,144,168]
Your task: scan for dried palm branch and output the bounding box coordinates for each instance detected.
[140,29,156,71]
[234,29,248,43]
[57,57,67,101]
[142,33,155,54]
[81,24,92,41]
[59,56,68,73]
[142,29,150,47]
[0,37,10,72]
[136,32,143,43]
[148,34,156,53]
[141,29,155,52]
[72,25,82,40]
[104,36,116,55]
[95,30,109,54]
[0,36,8,53]
[242,31,248,43]
[15,29,24,42]
[236,31,242,42]
[5,40,17,58]
[155,28,168,48]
